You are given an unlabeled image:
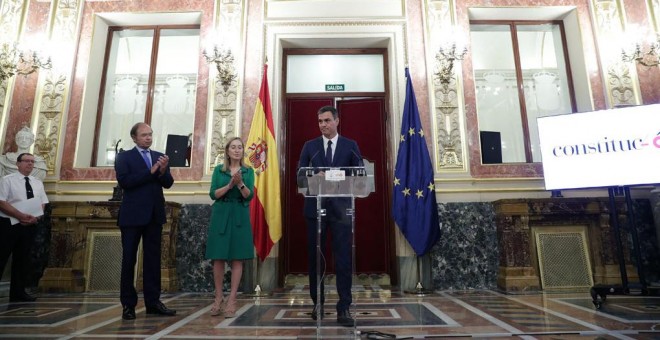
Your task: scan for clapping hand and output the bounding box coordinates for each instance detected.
[231,170,243,187]
[152,155,169,175]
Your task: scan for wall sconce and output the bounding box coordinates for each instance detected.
[203,45,237,92]
[621,36,660,67]
[434,40,468,85]
[0,41,52,83]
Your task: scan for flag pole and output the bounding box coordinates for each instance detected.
[245,257,270,297]
[244,59,280,297]
[404,254,433,296]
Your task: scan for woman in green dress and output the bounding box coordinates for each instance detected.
[206,137,254,317]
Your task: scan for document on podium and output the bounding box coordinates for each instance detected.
[0,198,44,225]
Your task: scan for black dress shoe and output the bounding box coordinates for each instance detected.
[9,292,36,302]
[311,304,322,321]
[337,309,354,327]
[145,301,176,316]
[122,306,136,320]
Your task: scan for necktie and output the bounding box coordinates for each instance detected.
[141,150,151,168]
[25,177,34,199]
[325,140,333,165]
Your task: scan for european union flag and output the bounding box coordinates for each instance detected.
[392,68,440,256]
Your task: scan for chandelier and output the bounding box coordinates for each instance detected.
[0,42,52,83]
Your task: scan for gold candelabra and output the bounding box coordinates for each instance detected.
[0,42,52,82]
[203,46,237,92]
[621,37,660,67]
[434,42,468,85]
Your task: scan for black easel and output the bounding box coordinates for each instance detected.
[590,186,659,309]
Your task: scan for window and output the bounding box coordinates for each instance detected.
[92,25,200,166]
[470,21,576,163]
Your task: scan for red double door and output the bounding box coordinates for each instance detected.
[282,97,394,283]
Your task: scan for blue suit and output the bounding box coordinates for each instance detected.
[297,135,362,313]
[115,147,173,308]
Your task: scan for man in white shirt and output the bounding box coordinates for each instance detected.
[0,153,48,302]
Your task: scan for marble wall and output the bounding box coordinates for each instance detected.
[175,204,216,292]
[427,200,659,291]
[431,203,498,290]
[632,199,660,284]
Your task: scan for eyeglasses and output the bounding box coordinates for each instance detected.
[18,160,35,163]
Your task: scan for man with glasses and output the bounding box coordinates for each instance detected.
[0,153,48,302]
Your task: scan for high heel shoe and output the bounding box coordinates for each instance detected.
[210,297,223,316]
[223,299,237,318]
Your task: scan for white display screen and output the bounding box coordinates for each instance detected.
[537,105,660,190]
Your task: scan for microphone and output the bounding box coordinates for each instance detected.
[350,149,365,176]
[351,149,364,166]
[307,150,321,176]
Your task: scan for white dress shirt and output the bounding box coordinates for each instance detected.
[322,134,339,161]
[0,172,49,206]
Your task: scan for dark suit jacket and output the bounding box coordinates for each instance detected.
[115,147,174,227]
[297,135,362,220]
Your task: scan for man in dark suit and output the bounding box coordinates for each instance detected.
[115,122,175,320]
[297,105,363,327]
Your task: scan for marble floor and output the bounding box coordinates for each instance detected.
[1,284,660,339]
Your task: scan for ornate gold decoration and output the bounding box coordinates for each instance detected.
[425,0,466,170]
[34,74,66,172]
[607,64,635,105]
[208,0,245,172]
[0,0,30,135]
[0,42,52,83]
[434,43,467,86]
[592,0,640,107]
[620,31,660,67]
[32,0,83,176]
[204,47,238,92]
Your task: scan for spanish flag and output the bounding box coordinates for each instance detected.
[245,64,282,261]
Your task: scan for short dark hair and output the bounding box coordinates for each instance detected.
[130,122,148,138]
[317,106,338,119]
[17,153,33,162]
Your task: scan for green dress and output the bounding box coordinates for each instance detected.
[205,165,255,260]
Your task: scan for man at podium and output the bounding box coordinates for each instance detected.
[297,105,363,327]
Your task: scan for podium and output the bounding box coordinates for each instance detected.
[297,166,374,337]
